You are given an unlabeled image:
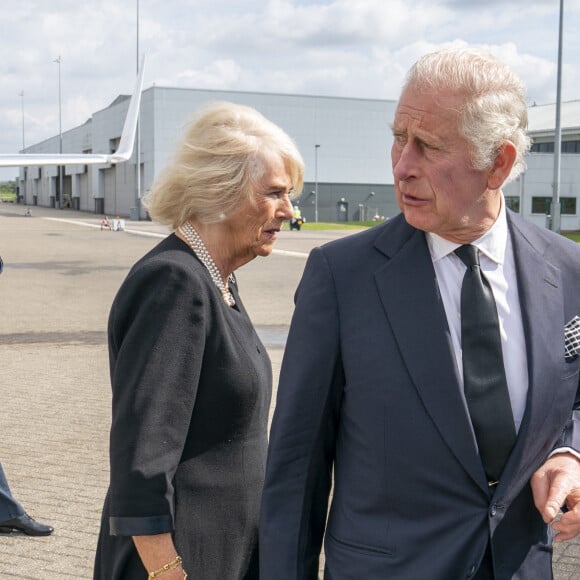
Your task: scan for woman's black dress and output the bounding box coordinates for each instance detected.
[93,234,272,579]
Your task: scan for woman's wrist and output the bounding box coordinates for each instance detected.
[147,555,187,579]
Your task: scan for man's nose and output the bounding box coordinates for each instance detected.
[392,142,418,182]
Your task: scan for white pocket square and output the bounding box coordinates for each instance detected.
[564,315,580,360]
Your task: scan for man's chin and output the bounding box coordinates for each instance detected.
[401,206,434,231]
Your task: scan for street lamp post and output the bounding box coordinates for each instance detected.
[19,91,26,204]
[134,0,142,220]
[363,191,375,221]
[314,144,320,222]
[19,91,25,150]
[54,56,63,208]
[550,0,564,233]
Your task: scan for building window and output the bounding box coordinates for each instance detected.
[562,141,580,153]
[530,140,580,154]
[531,196,577,215]
[530,142,555,153]
[504,196,520,213]
[109,137,121,154]
[561,197,577,215]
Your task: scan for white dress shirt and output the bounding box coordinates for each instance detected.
[426,198,529,433]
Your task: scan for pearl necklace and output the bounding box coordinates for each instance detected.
[178,222,236,307]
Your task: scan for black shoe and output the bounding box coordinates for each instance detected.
[0,513,53,536]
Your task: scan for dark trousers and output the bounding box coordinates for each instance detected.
[0,463,25,522]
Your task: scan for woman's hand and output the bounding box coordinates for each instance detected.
[133,533,187,578]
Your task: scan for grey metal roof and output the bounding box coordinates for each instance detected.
[528,100,580,134]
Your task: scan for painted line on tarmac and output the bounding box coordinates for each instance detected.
[124,228,168,238]
[272,249,309,258]
[44,217,167,238]
[43,217,309,257]
[45,217,102,228]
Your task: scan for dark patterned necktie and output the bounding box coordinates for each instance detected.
[455,245,516,487]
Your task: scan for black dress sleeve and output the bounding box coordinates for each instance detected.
[107,255,208,536]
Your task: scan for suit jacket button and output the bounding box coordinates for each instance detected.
[490,505,497,517]
[467,564,477,577]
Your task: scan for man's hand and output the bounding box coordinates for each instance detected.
[531,452,580,542]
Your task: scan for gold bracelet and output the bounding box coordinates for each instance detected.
[148,555,185,579]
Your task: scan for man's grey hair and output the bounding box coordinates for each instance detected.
[403,47,531,182]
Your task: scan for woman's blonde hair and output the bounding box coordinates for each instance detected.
[143,101,304,229]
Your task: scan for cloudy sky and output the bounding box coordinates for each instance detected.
[1,0,579,181]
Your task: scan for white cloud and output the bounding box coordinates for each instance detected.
[175,60,244,89]
[1,0,579,182]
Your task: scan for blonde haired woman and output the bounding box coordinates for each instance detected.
[94,102,303,580]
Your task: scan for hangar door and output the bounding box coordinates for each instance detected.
[102,167,118,216]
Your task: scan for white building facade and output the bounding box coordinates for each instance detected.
[18,87,398,223]
[17,89,580,230]
[503,100,580,230]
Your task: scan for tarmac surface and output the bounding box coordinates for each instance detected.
[0,203,579,579]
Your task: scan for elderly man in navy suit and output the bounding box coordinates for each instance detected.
[260,48,580,579]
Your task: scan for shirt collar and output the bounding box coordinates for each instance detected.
[426,194,508,265]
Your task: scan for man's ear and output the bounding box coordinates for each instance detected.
[488,141,517,190]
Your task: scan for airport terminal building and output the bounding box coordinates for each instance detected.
[503,100,580,231]
[16,86,580,229]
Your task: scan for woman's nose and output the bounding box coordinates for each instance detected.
[278,196,294,219]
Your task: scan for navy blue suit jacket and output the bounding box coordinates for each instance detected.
[260,211,580,579]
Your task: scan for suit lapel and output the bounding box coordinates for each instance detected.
[372,214,570,499]
[373,222,488,491]
[499,215,565,498]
